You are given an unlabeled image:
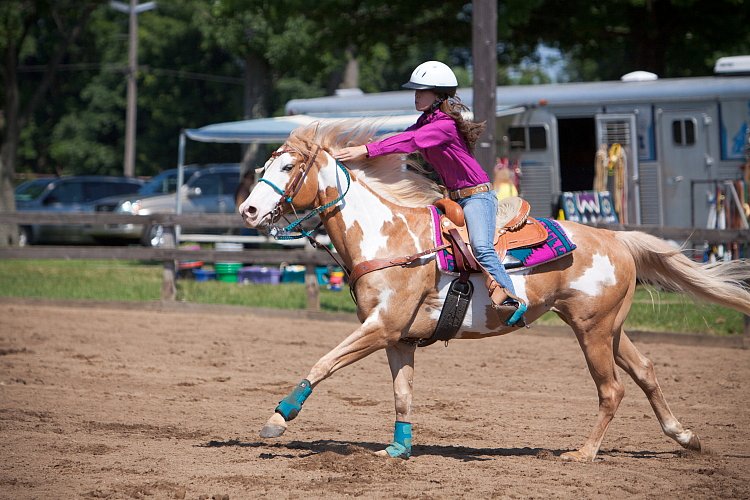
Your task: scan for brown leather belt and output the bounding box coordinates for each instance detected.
[448,183,492,200]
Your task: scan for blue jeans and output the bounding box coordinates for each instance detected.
[458,191,516,294]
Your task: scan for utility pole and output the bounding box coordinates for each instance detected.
[472,0,497,173]
[110,0,156,178]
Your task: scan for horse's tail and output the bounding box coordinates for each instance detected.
[616,231,750,314]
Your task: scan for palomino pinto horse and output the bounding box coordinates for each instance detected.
[239,121,750,461]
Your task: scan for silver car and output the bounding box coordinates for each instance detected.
[89,164,240,246]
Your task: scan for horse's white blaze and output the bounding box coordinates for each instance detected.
[570,253,616,296]
[239,152,294,222]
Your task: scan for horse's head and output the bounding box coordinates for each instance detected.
[238,143,326,229]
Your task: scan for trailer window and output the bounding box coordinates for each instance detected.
[672,119,696,146]
[509,126,547,151]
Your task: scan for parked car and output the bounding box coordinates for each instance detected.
[86,167,199,243]
[15,175,145,245]
[89,164,241,246]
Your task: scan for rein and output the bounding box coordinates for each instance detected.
[258,146,353,281]
[260,143,447,303]
[259,146,351,240]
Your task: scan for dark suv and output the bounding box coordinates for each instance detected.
[89,164,241,246]
[15,175,144,245]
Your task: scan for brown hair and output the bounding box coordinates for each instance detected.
[437,93,486,150]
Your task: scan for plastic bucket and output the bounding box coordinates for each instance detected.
[238,266,281,285]
[281,265,306,283]
[215,262,242,283]
[192,269,216,282]
[315,266,329,285]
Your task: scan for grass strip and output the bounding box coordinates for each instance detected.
[0,259,745,335]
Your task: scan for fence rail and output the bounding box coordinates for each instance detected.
[1,212,748,331]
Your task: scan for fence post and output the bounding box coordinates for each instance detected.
[305,263,320,311]
[304,242,320,310]
[161,226,176,301]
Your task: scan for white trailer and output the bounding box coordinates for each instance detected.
[284,57,750,228]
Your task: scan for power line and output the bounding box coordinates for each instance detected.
[17,63,244,85]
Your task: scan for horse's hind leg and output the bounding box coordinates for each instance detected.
[614,331,701,451]
[562,317,626,462]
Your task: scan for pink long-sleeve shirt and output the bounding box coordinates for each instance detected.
[365,109,489,191]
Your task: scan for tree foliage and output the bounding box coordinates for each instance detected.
[505,0,750,80]
[2,0,749,186]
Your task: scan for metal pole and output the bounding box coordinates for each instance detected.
[124,0,138,177]
[472,0,497,173]
[111,1,156,177]
[176,131,186,245]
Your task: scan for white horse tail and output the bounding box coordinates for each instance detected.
[616,231,750,315]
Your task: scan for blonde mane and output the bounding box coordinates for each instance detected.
[286,119,444,207]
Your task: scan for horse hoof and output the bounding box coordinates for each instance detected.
[560,450,592,462]
[685,433,702,452]
[260,424,285,438]
[259,413,287,438]
[374,443,411,459]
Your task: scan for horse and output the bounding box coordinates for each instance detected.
[238,119,750,462]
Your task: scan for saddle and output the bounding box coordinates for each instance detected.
[433,196,548,273]
[415,196,543,347]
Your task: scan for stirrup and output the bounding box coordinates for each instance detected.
[486,279,527,327]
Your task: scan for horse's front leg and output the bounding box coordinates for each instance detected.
[374,340,416,459]
[260,317,397,438]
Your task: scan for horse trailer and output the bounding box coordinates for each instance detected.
[284,57,750,229]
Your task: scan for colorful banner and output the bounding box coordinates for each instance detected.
[559,191,619,224]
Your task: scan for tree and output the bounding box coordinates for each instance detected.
[0,0,100,246]
[505,0,750,81]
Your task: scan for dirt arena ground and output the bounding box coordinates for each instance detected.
[1,300,749,499]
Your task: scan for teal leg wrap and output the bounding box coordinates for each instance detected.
[384,421,412,459]
[506,301,527,326]
[275,379,312,421]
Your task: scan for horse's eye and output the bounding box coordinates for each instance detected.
[281,163,294,172]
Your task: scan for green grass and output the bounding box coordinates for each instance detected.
[0,259,745,335]
[0,259,164,302]
[178,279,356,312]
[0,259,356,313]
[533,287,747,335]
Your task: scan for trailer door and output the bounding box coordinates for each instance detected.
[657,109,712,228]
[595,114,640,224]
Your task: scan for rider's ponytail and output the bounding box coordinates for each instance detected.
[437,94,485,151]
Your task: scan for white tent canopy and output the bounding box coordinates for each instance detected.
[182,114,424,145]
[175,113,425,217]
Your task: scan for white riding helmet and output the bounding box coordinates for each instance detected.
[402,60,458,92]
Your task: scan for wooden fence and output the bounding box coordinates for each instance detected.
[1,211,748,332]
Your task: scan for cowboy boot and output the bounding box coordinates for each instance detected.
[486,276,527,327]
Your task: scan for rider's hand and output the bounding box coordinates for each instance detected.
[334,145,368,162]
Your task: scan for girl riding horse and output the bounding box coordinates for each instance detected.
[335,61,526,327]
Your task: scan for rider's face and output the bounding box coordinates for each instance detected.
[415,89,439,112]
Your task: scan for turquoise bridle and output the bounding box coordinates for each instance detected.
[258,145,351,240]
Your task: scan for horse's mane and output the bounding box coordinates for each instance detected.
[286,119,444,207]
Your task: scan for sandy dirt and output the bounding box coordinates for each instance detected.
[1,301,749,499]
